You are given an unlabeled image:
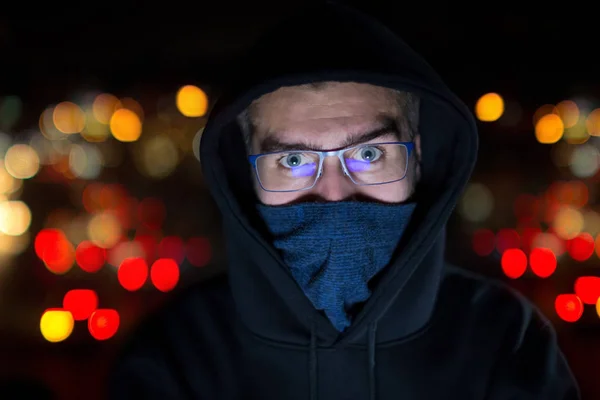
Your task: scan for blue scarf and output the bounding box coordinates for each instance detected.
[257,201,416,332]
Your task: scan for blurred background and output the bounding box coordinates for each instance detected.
[1,3,599,399]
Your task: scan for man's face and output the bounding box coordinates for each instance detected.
[249,82,421,206]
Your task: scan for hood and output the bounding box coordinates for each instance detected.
[199,1,478,347]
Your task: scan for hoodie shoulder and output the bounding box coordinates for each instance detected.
[438,265,580,399]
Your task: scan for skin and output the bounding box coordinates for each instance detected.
[248,82,421,205]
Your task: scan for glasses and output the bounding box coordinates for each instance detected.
[248,141,414,192]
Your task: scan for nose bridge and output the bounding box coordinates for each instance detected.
[313,152,354,201]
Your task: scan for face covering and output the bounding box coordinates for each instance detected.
[257,201,417,332]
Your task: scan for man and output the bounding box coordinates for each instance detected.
[110,2,579,399]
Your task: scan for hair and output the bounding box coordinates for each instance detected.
[236,84,420,153]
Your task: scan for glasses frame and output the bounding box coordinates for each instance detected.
[248,141,414,193]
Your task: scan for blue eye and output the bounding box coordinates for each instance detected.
[356,146,382,162]
[281,153,308,168]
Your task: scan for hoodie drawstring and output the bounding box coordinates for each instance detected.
[368,322,378,400]
[309,319,318,400]
[309,321,378,400]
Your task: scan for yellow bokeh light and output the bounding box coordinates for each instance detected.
[137,135,179,179]
[81,110,110,142]
[563,119,589,145]
[40,309,74,343]
[0,201,31,236]
[53,102,85,134]
[586,108,600,136]
[110,109,142,142]
[87,211,122,248]
[474,93,504,122]
[535,114,564,144]
[555,100,579,128]
[553,206,584,240]
[93,93,122,124]
[176,85,208,117]
[4,144,40,179]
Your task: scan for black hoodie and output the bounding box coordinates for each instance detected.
[109,3,580,399]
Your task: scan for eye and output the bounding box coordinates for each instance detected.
[280,153,310,168]
[354,146,382,162]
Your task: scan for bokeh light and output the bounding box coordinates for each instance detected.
[40,309,74,343]
[574,276,600,305]
[553,206,584,240]
[110,109,142,142]
[555,100,579,128]
[137,135,178,178]
[88,309,119,340]
[529,248,556,278]
[474,93,504,122]
[117,257,148,291]
[535,113,564,144]
[35,228,76,274]
[158,236,185,264]
[53,101,85,134]
[567,233,595,262]
[586,108,600,136]
[555,294,583,322]
[62,289,98,320]
[4,144,40,179]
[87,211,122,249]
[75,240,106,273]
[176,85,208,117]
[0,201,32,236]
[150,258,180,292]
[459,182,494,222]
[501,248,527,279]
[569,144,600,178]
[92,94,121,124]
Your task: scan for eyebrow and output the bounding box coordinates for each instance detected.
[258,116,400,153]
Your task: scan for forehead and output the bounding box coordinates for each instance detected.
[250,82,400,136]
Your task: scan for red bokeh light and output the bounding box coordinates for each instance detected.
[62,289,98,320]
[75,240,106,273]
[574,276,600,305]
[138,198,166,230]
[88,309,119,340]
[501,248,527,279]
[555,294,583,322]
[151,259,180,292]
[186,237,212,267]
[35,229,75,274]
[158,236,185,264]
[117,257,148,291]
[567,233,595,262]
[529,248,556,278]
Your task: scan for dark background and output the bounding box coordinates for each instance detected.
[1,3,599,399]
